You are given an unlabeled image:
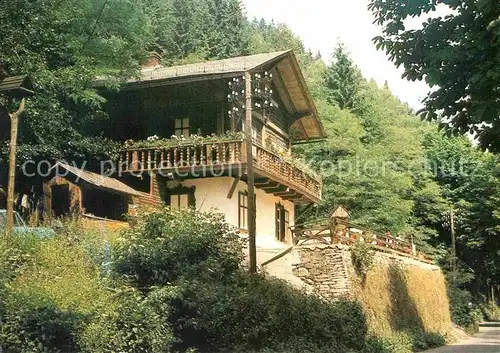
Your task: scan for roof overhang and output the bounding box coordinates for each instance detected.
[49,162,142,197]
[95,50,326,142]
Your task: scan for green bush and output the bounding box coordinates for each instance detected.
[0,290,85,352]
[80,291,175,353]
[351,241,375,276]
[113,208,370,353]
[165,275,368,353]
[0,208,449,353]
[447,284,482,333]
[481,301,500,321]
[411,331,446,351]
[114,208,244,289]
[363,333,413,353]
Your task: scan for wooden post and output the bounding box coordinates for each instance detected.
[5,98,26,239]
[450,206,457,275]
[245,72,257,274]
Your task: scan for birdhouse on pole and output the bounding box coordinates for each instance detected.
[331,205,350,220]
[0,75,34,99]
[0,75,34,239]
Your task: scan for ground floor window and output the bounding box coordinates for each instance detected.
[275,203,290,243]
[239,192,248,230]
[239,191,256,231]
[167,186,195,210]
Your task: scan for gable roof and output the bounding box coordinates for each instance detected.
[51,163,142,197]
[98,50,326,141]
[136,51,292,83]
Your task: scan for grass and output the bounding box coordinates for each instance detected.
[11,219,119,314]
[351,254,451,352]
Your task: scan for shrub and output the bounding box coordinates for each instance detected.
[411,331,446,351]
[12,233,111,314]
[481,301,500,321]
[80,291,175,353]
[351,241,375,276]
[114,208,244,289]
[0,290,85,352]
[447,284,482,333]
[166,274,368,353]
[363,333,412,353]
[112,207,372,353]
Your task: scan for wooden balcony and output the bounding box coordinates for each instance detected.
[118,140,322,203]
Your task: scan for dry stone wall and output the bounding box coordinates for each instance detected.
[264,243,452,335]
[292,245,351,300]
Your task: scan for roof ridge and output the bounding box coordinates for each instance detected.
[140,50,293,73]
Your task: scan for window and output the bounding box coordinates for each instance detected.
[275,203,290,243]
[167,186,195,209]
[170,194,189,209]
[239,192,248,230]
[174,118,190,137]
[238,192,256,231]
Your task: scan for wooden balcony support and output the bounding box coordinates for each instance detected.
[263,185,289,194]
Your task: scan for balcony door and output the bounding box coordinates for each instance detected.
[275,203,289,243]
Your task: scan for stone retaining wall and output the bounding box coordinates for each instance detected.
[291,245,351,300]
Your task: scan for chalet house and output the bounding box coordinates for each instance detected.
[44,50,325,250]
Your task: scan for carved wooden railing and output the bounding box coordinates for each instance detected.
[118,140,322,202]
[291,218,434,263]
[118,140,244,172]
[253,145,322,201]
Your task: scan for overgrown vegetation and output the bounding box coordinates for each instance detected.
[1,0,499,345]
[351,254,449,353]
[0,209,430,353]
[369,0,500,153]
[351,241,375,276]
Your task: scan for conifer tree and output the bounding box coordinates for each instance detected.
[325,43,362,110]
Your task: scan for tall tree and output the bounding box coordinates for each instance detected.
[423,132,500,289]
[0,0,154,169]
[149,0,249,64]
[325,43,362,110]
[368,0,500,153]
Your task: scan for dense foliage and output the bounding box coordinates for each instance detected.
[1,0,499,339]
[0,210,392,353]
[250,18,500,328]
[0,0,250,170]
[368,0,500,153]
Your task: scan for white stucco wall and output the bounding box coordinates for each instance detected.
[167,177,295,262]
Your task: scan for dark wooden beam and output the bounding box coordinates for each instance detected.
[274,189,293,197]
[254,177,271,186]
[263,186,288,194]
[245,71,257,274]
[282,194,305,201]
[227,177,239,199]
[260,181,281,189]
[297,118,309,141]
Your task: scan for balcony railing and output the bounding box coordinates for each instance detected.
[254,145,322,201]
[118,139,322,202]
[119,140,244,172]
